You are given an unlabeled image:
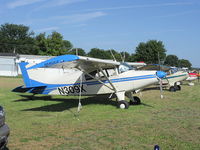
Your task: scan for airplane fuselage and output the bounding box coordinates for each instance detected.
[162,71,189,86]
[31,69,159,96]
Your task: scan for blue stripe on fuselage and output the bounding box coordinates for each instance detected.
[166,74,187,79]
[31,74,156,94]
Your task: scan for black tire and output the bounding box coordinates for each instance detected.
[175,85,181,91]
[169,86,176,92]
[130,96,141,105]
[117,100,129,109]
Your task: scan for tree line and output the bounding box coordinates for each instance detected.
[0,23,192,68]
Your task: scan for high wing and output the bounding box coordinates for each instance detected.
[77,56,120,72]
[26,54,145,72]
[26,55,120,72]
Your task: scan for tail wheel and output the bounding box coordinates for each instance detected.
[130,96,141,105]
[117,100,129,109]
[169,86,176,92]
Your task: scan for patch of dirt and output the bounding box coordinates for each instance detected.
[0,77,23,88]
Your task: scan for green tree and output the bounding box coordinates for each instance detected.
[63,40,73,52]
[35,31,73,56]
[0,23,37,54]
[109,49,121,61]
[87,48,112,59]
[35,33,48,55]
[46,31,73,56]
[68,48,86,56]
[120,51,136,62]
[164,55,179,67]
[178,59,192,68]
[135,40,167,64]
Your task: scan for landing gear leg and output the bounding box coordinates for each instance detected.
[116,91,129,109]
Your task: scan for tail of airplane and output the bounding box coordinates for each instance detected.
[13,54,79,94]
[19,62,31,87]
[12,62,46,94]
[19,62,45,88]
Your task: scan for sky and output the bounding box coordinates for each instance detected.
[0,0,200,67]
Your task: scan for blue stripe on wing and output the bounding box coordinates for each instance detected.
[27,55,79,70]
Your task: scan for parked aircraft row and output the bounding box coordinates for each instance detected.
[13,54,199,109]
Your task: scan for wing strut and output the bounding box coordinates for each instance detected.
[77,68,115,91]
[99,67,118,93]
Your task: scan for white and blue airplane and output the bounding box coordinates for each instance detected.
[13,55,166,109]
[139,65,189,92]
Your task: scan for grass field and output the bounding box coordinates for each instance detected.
[0,77,200,150]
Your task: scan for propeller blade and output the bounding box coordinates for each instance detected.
[156,71,166,99]
[158,78,164,99]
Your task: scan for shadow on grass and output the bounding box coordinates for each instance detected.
[14,95,53,102]
[2,147,9,150]
[140,103,153,108]
[142,86,169,91]
[14,94,117,112]
[14,94,153,112]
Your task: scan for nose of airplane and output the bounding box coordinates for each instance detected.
[156,71,166,79]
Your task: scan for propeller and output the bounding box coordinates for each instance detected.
[156,71,167,99]
[158,78,163,99]
[156,52,167,99]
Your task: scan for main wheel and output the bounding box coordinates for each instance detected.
[169,86,176,92]
[117,100,129,109]
[175,85,181,91]
[130,96,141,105]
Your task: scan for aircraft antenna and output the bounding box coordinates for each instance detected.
[119,52,125,62]
[76,48,78,56]
[123,52,126,62]
[110,50,116,61]
[67,48,73,54]
[119,52,123,62]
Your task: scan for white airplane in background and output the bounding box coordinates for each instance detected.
[162,67,189,91]
[13,54,166,109]
[138,65,189,92]
[181,68,198,85]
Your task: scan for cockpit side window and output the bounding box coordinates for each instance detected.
[171,68,178,74]
[118,63,133,73]
[85,70,97,80]
[85,68,117,81]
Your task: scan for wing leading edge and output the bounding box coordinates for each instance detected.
[26,54,120,72]
[25,54,146,72]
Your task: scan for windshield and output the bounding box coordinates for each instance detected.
[170,67,187,74]
[118,62,133,73]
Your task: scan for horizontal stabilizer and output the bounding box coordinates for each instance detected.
[12,86,47,94]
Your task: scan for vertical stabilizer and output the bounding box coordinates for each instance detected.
[19,62,47,88]
[19,62,32,87]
